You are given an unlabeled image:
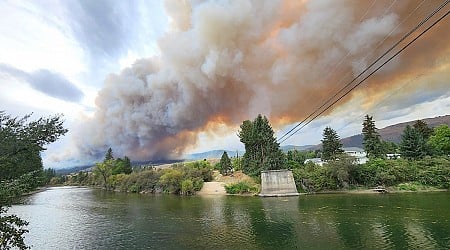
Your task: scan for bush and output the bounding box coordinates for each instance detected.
[225,181,258,194]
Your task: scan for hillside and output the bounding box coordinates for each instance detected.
[340,115,450,148]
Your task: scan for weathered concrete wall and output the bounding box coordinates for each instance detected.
[259,170,299,197]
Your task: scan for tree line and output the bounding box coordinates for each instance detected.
[230,114,449,192]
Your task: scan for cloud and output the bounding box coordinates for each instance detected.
[0,64,84,102]
[73,0,450,162]
[60,1,167,64]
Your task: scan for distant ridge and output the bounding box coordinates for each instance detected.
[186,150,244,160]
[57,115,449,173]
[340,115,450,148]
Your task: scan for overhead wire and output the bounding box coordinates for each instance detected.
[280,6,450,144]
[277,0,449,144]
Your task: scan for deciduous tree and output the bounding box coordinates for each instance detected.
[428,124,450,156]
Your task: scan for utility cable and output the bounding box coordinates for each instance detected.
[277,0,449,144]
[279,4,450,144]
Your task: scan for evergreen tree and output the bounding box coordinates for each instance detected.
[321,127,344,161]
[400,125,426,160]
[123,156,132,174]
[238,114,284,176]
[218,151,232,175]
[413,120,433,140]
[362,115,384,158]
[104,147,114,162]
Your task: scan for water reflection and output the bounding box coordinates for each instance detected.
[8,187,450,249]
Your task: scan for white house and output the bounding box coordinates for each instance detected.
[343,147,368,164]
[304,147,369,166]
[304,158,324,166]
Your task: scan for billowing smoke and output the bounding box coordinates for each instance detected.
[75,0,450,161]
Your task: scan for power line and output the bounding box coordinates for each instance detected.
[278,0,449,144]
[277,0,401,142]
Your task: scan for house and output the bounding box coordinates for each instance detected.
[304,147,368,166]
[304,158,324,166]
[343,147,368,164]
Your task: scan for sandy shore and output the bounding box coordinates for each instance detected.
[196,181,226,195]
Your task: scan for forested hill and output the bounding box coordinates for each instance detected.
[341,115,450,148]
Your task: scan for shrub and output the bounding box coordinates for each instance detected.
[225,181,258,194]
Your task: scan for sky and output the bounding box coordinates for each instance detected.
[0,0,449,169]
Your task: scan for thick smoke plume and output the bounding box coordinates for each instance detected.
[76,0,450,161]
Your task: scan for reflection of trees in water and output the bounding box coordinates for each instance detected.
[246,198,298,249]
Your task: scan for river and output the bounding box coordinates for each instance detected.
[8,187,450,249]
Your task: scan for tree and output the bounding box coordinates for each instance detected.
[93,160,113,189]
[362,115,383,158]
[0,111,67,250]
[428,124,450,156]
[321,127,343,161]
[0,112,68,181]
[400,125,426,160]
[104,147,114,162]
[218,151,232,175]
[112,156,132,175]
[413,120,433,140]
[238,115,284,176]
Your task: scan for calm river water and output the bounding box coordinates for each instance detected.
[9,187,450,249]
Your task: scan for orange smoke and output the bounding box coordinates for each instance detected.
[75,0,450,161]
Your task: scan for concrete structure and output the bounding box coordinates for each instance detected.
[259,169,299,197]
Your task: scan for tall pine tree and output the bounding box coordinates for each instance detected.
[238,114,284,176]
[321,127,344,161]
[362,115,383,158]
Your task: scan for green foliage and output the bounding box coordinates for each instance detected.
[413,120,433,140]
[93,149,134,188]
[218,151,232,175]
[0,111,67,250]
[321,127,343,161]
[293,163,334,192]
[428,124,450,156]
[112,157,132,175]
[396,182,428,191]
[362,115,384,158]
[382,141,398,154]
[400,125,427,160]
[231,157,242,171]
[181,179,194,195]
[93,160,114,189]
[327,155,358,189]
[158,169,184,193]
[0,207,29,250]
[292,156,450,192]
[224,181,258,194]
[238,115,284,176]
[0,111,68,181]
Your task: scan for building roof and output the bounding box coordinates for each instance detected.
[343,147,365,152]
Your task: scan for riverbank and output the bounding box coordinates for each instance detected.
[310,186,448,195]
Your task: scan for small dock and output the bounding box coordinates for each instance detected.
[372,186,388,193]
